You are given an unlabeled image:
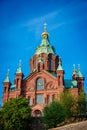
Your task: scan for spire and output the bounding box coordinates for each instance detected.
[57,57,63,70]
[78,64,83,77]
[16,60,22,73]
[41,23,49,37]
[72,64,77,75]
[4,69,10,82]
[35,24,56,55]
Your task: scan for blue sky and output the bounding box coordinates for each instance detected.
[0,0,87,106]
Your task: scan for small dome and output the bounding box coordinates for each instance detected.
[41,31,49,37]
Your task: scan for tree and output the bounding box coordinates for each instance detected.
[76,92,86,116]
[60,90,76,119]
[0,109,4,130]
[43,100,66,128]
[0,96,31,130]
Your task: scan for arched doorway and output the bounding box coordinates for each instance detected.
[33,109,42,117]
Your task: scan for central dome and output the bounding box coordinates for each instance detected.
[35,30,56,55]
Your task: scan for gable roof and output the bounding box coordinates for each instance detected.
[24,70,57,82]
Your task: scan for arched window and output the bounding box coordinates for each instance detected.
[33,110,42,117]
[4,87,6,92]
[36,78,44,90]
[55,58,58,69]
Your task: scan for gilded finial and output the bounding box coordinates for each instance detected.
[78,64,83,77]
[16,60,22,73]
[73,64,76,70]
[78,64,80,71]
[58,57,61,65]
[72,64,76,74]
[42,23,49,37]
[57,57,63,70]
[7,69,10,76]
[19,59,22,67]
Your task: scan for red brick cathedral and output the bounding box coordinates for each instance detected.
[2,25,84,116]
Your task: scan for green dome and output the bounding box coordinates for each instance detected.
[4,69,10,82]
[35,31,56,55]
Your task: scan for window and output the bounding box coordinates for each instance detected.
[55,58,58,69]
[36,94,44,104]
[4,87,6,92]
[36,78,44,90]
[49,57,52,71]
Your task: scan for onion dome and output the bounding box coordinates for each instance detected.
[35,23,56,55]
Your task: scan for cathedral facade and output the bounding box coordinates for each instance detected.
[2,25,84,116]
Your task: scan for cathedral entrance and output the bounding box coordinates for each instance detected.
[33,109,42,117]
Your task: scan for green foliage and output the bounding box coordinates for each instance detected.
[43,100,66,128]
[76,92,86,115]
[0,96,31,130]
[60,91,76,118]
[0,109,4,130]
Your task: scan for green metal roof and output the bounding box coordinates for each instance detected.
[57,57,63,70]
[57,64,63,70]
[64,79,77,88]
[10,84,16,91]
[4,69,10,82]
[35,31,56,55]
[16,60,22,74]
[78,69,83,77]
[52,73,57,77]
[78,65,83,78]
[4,75,10,82]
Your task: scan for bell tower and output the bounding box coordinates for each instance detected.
[77,64,84,92]
[2,69,11,104]
[15,60,24,96]
[56,57,64,86]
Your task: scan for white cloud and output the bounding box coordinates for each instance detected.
[21,10,61,40]
[24,11,59,28]
[49,22,66,31]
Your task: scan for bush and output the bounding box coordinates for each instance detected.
[43,100,66,128]
[0,96,31,130]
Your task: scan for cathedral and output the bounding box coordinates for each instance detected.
[2,24,84,116]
